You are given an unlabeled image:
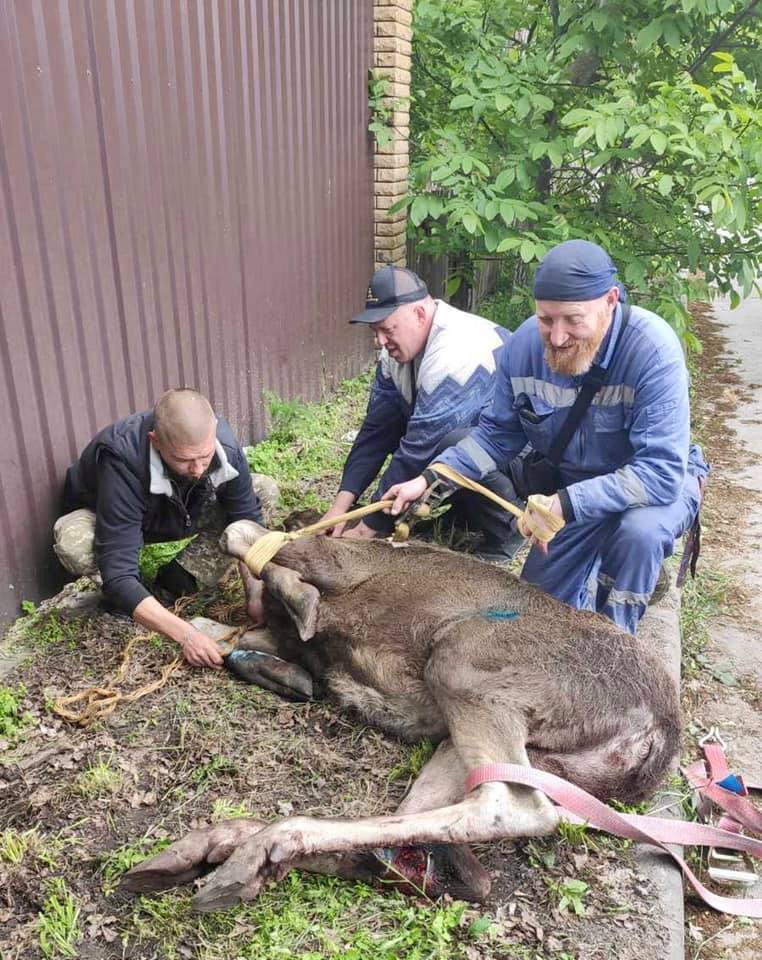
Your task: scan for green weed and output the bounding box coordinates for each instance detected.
[99,837,172,895]
[0,828,68,870]
[127,873,472,959]
[211,797,256,821]
[139,536,196,581]
[191,754,238,785]
[680,567,734,676]
[388,739,435,782]
[37,877,81,959]
[17,610,80,649]
[245,372,373,515]
[0,683,32,745]
[74,755,123,799]
[546,877,589,917]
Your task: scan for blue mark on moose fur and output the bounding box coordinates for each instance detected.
[482,608,520,621]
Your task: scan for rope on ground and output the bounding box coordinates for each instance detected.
[52,599,243,727]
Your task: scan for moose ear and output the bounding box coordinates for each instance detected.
[260,563,320,642]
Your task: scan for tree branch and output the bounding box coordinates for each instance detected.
[687,0,762,77]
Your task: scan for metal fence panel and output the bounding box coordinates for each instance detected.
[0,0,374,625]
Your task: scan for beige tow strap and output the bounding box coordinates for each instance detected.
[243,500,395,576]
[243,464,566,577]
[428,463,565,545]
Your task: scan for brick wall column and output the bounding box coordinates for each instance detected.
[373,0,412,269]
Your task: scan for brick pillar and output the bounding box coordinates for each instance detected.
[373,0,412,269]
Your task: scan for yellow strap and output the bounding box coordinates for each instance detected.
[242,500,394,575]
[429,463,565,544]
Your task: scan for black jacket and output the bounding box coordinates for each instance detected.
[63,411,262,613]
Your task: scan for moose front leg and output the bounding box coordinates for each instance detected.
[191,777,559,911]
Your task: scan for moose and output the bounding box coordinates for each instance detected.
[124,519,680,912]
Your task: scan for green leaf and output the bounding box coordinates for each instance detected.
[574,126,595,147]
[500,200,517,225]
[484,200,499,221]
[461,156,474,174]
[650,130,668,154]
[519,239,536,263]
[496,236,523,253]
[636,19,663,52]
[495,93,512,112]
[658,174,674,196]
[410,196,429,227]
[462,211,480,234]
[662,19,681,49]
[495,168,515,191]
[450,94,475,110]
[562,108,592,127]
[729,288,741,309]
[445,275,462,298]
[431,164,453,182]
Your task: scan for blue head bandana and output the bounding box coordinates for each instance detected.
[533,240,626,302]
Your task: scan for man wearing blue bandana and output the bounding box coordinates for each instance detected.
[386,240,708,634]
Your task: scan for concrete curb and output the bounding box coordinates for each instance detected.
[635,581,685,959]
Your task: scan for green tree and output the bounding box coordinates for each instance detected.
[401,0,762,342]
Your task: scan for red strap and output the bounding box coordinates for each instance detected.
[465,762,762,918]
[682,748,762,835]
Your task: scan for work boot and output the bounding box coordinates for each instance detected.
[473,534,522,566]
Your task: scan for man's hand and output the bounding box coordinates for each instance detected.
[383,475,428,517]
[178,626,224,668]
[319,491,357,538]
[133,595,224,669]
[518,493,564,555]
[341,519,380,540]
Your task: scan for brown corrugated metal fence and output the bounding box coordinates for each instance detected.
[0,0,375,625]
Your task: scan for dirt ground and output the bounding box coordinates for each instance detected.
[1,300,759,960]
[679,301,762,959]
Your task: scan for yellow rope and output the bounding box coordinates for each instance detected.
[242,500,395,575]
[429,463,565,545]
[52,620,243,727]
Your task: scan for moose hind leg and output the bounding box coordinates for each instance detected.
[382,739,491,902]
[423,622,559,836]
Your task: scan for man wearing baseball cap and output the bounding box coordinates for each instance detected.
[319,264,521,560]
[386,240,708,633]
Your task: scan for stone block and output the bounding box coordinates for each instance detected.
[374,36,412,56]
[375,167,409,183]
[374,152,409,170]
[375,183,408,201]
[375,6,413,26]
[375,20,412,40]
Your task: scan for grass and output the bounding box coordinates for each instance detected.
[37,877,81,959]
[127,873,478,960]
[245,376,372,515]
[0,827,69,871]
[0,683,32,745]
[15,607,81,650]
[73,754,123,798]
[680,567,735,678]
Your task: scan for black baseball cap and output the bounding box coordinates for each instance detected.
[350,265,428,324]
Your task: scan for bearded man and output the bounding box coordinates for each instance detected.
[386,240,708,633]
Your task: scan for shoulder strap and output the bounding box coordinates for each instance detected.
[547,303,631,465]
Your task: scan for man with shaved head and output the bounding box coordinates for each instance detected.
[54,389,264,667]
